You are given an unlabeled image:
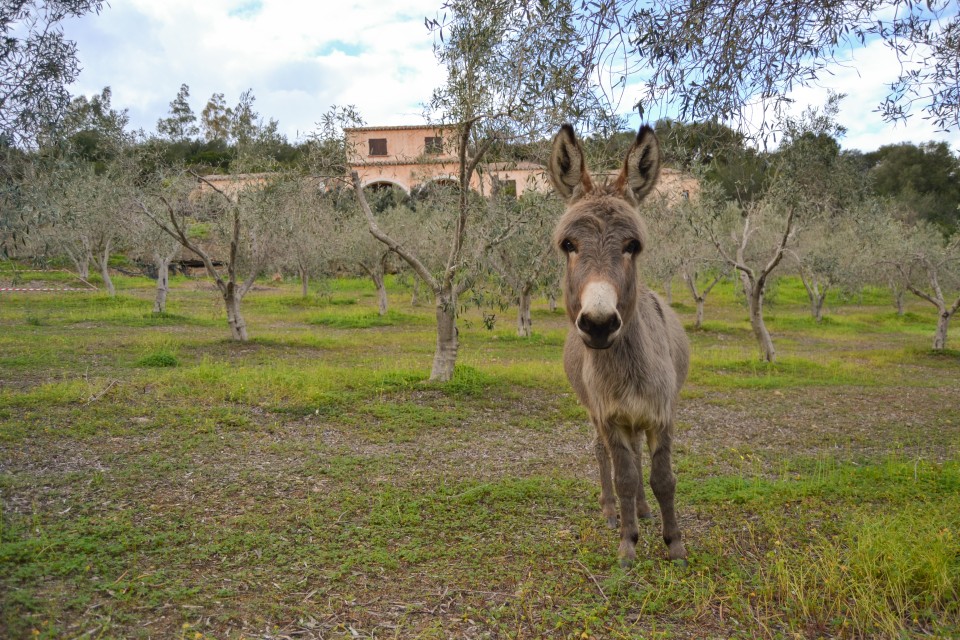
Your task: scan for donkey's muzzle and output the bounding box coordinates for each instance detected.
[576,280,622,349]
[576,311,622,349]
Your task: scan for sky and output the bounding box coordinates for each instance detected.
[62,0,960,153]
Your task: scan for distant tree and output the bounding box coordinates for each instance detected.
[0,145,31,257]
[660,189,729,329]
[640,197,686,304]
[788,211,872,322]
[864,142,960,233]
[201,92,232,144]
[651,119,771,205]
[23,88,132,287]
[230,89,258,145]
[270,178,337,298]
[30,159,130,293]
[156,84,199,143]
[0,0,104,148]
[483,189,563,337]
[55,87,130,168]
[338,199,396,315]
[887,220,960,351]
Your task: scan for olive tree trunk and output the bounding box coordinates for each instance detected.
[748,283,776,362]
[153,256,170,313]
[517,285,533,337]
[682,267,726,330]
[225,285,249,341]
[299,264,309,298]
[360,255,390,316]
[94,241,115,296]
[431,290,459,380]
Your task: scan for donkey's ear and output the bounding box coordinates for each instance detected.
[548,124,593,200]
[616,125,661,205]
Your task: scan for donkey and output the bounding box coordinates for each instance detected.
[548,124,689,566]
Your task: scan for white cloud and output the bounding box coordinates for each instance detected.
[63,0,447,140]
[778,37,960,152]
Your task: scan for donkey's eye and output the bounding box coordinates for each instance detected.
[560,239,577,254]
[624,239,642,256]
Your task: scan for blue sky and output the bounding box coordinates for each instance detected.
[62,0,959,152]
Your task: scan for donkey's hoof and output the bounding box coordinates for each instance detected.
[605,516,619,529]
[666,540,688,564]
[618,541,637,567]
[670,557,689,568]
[638,511,654,520]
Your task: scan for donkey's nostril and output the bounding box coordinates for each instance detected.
[608,314,622,334]
[577,312,622,342]
[576,314,591,334]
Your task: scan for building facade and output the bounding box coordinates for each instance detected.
[195,124,699,205]
[344,125,550,197]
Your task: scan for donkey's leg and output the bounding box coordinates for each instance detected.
[630,430,653,520]
[647,428,687,563]
[593,431,618,529]
[606,428,641,567]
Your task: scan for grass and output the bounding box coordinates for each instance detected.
[0,272,958,639]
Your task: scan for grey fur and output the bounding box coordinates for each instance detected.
[549,124,690,566]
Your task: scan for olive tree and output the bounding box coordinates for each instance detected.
[0,0,104,148]
[787,210,874,322]
[889,221,960,351]
[482,189,563,337]
[135,97,290,340]
[662,192,730,330]
[135,166,288,341]
[268,175,337,298]
[28,159,130,293]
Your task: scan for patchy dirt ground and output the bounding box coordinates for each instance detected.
[2,284,959,639]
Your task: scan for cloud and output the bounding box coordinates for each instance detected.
[63,0,446,140]
[779,37,960,152]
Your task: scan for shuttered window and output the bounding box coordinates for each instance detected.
[369,138,387,156]
[424,136,443,154]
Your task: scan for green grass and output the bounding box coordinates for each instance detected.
[307,308,428,329]
[0,269,958,639]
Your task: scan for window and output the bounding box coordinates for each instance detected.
[424,136,443,154]
[369,138,387,156]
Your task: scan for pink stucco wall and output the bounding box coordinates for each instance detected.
[344,125,549,196]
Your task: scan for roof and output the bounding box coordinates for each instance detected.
[343,124,455,133]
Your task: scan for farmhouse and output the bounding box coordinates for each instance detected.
[346,124,699,204]
[344,124,550,196]
[192,124,699,205]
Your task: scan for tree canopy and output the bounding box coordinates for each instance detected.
[573,1,960,138]
[0,0,103,148]
[865,141,960,232]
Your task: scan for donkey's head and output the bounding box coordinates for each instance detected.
[549,124,661,350]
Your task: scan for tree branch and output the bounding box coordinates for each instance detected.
[351,171,440,294]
